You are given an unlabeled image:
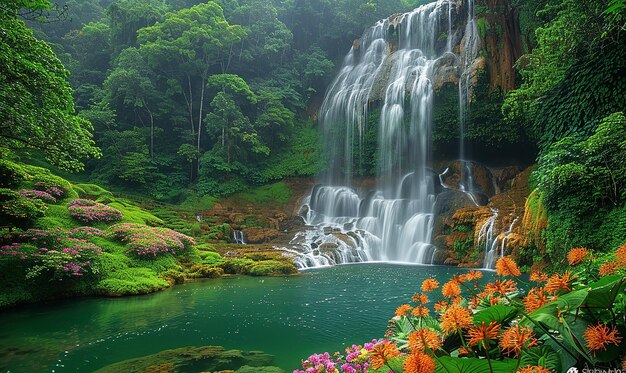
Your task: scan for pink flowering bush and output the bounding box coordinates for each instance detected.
[19,189,57,203]
[69,226,104,239]
[105,223,195,257]
[0,232,102,280]
[294,340,381,373]
[67,199,123,223]
[34,179,68,198]
[0,189,47,228]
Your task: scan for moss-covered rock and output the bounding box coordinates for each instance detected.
[93,346,282,373]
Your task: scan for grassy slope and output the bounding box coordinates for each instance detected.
[0,160,297,309]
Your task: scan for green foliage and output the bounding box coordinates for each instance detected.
[533,45,626,149]
[234,182,291,206]
[0,189,47,229]
[248,260,297,276]
[199,251,223,265]
[0,11,100,171]
[535,112,626,261]
[95,267,169,295]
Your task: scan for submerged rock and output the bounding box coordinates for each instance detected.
[93,346,282,373]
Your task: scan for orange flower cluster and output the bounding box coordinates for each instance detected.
[567,247,589,266]
[403,350,435,373]
[500,325,537,357]
[370,341,400,369]
[599,262,618,276]
[584,323,622,355]
[411,306,429,317]
[440,304,473,334]
[544,272,573,293]
[495,256,521,277]
[412,293,428,304]
[457,270,483,283]
[467,321,501,349]
[523,287,556,313]
[481,279,517,297]
[616,243,626,267]
[395,304,412,317]
[408,328,441,352]
[517,365,550,373]
[434,300,448,312]
[442,279,461,298]
[529,271,548,283]
[421,278,439,292]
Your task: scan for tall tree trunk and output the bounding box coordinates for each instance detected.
[144,100,155,159]
[197,75,206,176]
[184,74,195,138]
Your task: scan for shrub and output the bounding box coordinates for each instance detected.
[34,175,70,198]
[217,258,255,274]
[95,268,169,295]
[105,223,195,258]
[0,189,47,228]
[187,264,224,279]
[19,189,57,203]
[67,199,123,223]
[69,226,104,239]
[0,159,26,188]
[0,235,102,280]
[249,260,297,276]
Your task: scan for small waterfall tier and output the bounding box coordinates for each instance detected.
[283,0,481,269]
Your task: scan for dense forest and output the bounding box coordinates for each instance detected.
[1,0,626,372]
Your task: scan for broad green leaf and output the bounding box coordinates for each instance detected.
[473,305,518,326]
[435,356,517,373]
[555,289,588,311]
[585,275,626,308]
[521,346,562,372]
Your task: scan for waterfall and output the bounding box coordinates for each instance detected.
[458,0,480,196]
[480,212,518,269]
[283,0,480,268]
[232,230,247,245]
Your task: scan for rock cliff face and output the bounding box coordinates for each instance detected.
[475,0,523,92]
[430,161,533,268]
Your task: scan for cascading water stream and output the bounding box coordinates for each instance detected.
[480,214,518,269]
[282,0,480,269]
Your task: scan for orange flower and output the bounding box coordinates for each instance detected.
[489,295,502,305]
[529,271,548,283]
[616,242,626,267]
[458,346,472,356]
[500,325,537,356]
[434,300,448,313]
[523,287,552,313]
[403,350,435,373]
[411,306,429,317]
[442,279,461,298]
[482,279,517,296]
[421,278,439,292]
[465,270,483,281]
[467,321,501,349]
[599,261,618,276]
[408,328,441,352]
[412,293,429,304]
[395,304,412,317]
[495,256,521,277]
[584,323,622,355]
[622,358,626,370]
[517,365,550,373]
[440,304,473,334]
[544,272,573,294]
[370,341,400,369]
[567,247,589,266]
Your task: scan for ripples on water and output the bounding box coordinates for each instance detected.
[0,264,490,372]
